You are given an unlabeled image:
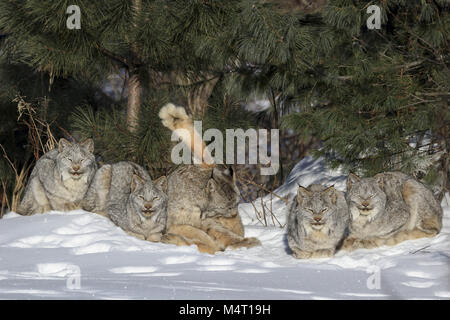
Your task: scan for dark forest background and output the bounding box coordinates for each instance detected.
[0,0,448,217]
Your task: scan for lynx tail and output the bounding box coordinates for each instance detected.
[159,103,214,168]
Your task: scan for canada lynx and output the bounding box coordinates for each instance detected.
[83,161,168,242]
[343,172,443,250]
[159,103,261,254]
[17,138,97,215]
[287,184,349,259]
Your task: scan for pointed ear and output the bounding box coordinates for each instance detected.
[154,176,167,193]
[347,173,360,191]
[58,138,72,152]
[130,174,145,193]
[206,178,216,194]
[374,174,384,189]
[322,185,337,204]
[80,138,94,153]
[297,186,311,206]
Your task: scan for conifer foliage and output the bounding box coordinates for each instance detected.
[0,0,448,205]
[282,0,449,198]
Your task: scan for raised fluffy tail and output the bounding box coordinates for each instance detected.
[159,103,214,168]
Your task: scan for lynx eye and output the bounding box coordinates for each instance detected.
[321,208,328,213]
[139,196,145,200]
[68,158,73,162]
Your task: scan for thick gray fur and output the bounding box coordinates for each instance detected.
[166,164,240,227]
[344,171,443,250]
[83,161,168,242]
[287,184,349,259]
[17,138,97,215]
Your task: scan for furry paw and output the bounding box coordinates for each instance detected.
[228,237,261,250]
[341,238,357,251]
[310,249,334,259]
[292,250,312,259]
[145,232,163,243]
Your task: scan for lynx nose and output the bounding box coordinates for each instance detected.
[144,203,153,210]
[362,201,370,207]
[313,216,322,223]
[72,164,81,172]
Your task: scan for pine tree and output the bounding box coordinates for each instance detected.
[0,0,249,176]
[282,0,449,199]
[0,0,175,131]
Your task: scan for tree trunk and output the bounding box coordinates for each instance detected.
[126,0,143,132]
[187,76,219,118]
[127,68,142,132]
[171,71,219,118]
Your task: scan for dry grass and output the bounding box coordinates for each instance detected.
[0,144,32,213]
[0,96,57,216]
[14,95,58,157]
[236,168,288,228]
[0,180,8,219]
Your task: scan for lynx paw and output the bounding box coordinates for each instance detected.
[228,237,261,250]
[292,250,312,259]
[310,249,334,259]
[342,238,378,251]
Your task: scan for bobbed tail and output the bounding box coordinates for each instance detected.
[159,103,214,168]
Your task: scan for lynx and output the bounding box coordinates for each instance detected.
[17,138,97,215]
[82,161,168,242]
[343,172,443,250]
[158,103,261,254]
[287,184,349,259]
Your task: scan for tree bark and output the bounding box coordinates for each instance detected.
[126,0,143,132]
[127,68,142,132]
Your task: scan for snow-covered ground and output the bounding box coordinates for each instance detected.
[0,158,449,299]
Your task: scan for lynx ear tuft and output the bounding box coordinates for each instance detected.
[80,138,94,153]
[130,174,145,193]
[58,138,72,152]
[297,186,311,206]
[154,176,168,193]
[347,173,360,191]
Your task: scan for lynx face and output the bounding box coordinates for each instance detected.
[346,174,386,222]
[207,166,239,210]
[129,176,168,220]
[56,138,96,183]
[297,185,338,233]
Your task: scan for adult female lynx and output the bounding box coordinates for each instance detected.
[344,172,443,250]
[287,184,349,259]
[159,103,261,254]
[17,138,97,215]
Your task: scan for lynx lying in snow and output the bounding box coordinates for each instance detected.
[343,172,443,250]
[17,138,97,215]
[158,103,261,254]
[287,184,349,259]
[82,161,168,242]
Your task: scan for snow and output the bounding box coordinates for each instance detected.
[0,157,449,299]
